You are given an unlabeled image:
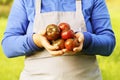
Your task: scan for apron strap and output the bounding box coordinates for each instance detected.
[76,0,86,32]
[76,0,82,15]
[35,0,41,14]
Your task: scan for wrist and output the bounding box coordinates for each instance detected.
[83,32,92,49]
[75,32,84,42]
[32,34,43,48]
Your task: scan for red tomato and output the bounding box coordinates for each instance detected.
[61,30,74,40]
[65,38,80,51]
[58,23,70,31]
[46,24,60,40]
[65,39,74,51]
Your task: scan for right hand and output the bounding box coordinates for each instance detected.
[33,31,64,56]
[62,32,84,55]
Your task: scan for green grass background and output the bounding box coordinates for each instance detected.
[0,1,120,80]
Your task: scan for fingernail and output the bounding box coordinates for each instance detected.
[73,48,77,52]
[63,49,67,52]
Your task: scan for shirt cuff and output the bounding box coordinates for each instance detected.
[83,32,92,49]
[27,33,42,52]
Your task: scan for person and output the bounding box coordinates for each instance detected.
[2,0,116,80]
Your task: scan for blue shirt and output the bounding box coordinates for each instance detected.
[2,0,116,58]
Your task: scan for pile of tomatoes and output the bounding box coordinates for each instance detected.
[45,23,79,51]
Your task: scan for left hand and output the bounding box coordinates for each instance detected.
[63,32,84,55]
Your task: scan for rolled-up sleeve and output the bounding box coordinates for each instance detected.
[83,0,116,56]
[1,0,40,58]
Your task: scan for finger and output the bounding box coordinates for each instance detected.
[73,44,83,52]
[49,50,64,56]
[75,33,80,38]
[75,33,84,42]
[78,37,82,42]
[43,40,59,50]
[62,49,68,53]
[62,49,74,54]
[39,35,59,50]
[46,45,59,50]
[62,49,76,55]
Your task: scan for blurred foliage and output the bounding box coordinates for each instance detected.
[0,0,13,18]
[0,0,13,5]
[0,0,120,80]
[0,5,11,18]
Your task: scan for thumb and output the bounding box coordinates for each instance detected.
[78,37,82,42]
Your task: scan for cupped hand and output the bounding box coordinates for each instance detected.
[33,30,64,56]
[73,32,84,52]
[63,32,84,55]
[40,34,64,56]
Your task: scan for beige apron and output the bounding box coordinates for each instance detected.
[20,0,102,80]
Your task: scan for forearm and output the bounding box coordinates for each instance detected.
[82,0,116,56]
[82,32,116,56]
[2,33,40,58]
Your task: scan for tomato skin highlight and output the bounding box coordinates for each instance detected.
[46,24,61,40]
[61,30,74,40]
[58,23,70,31]
[65,39,74,51]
